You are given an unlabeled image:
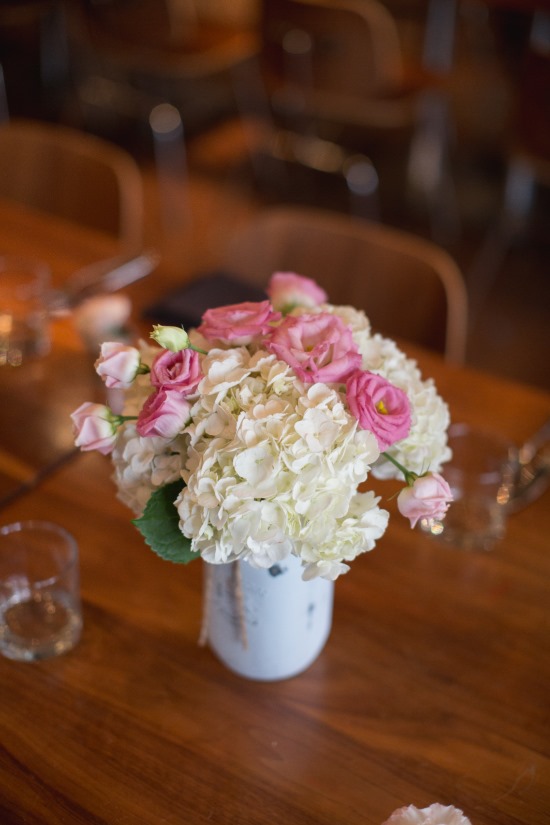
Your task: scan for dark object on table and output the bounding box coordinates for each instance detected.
[143,271,268,329]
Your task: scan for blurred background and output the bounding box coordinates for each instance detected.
[1,0,548,390]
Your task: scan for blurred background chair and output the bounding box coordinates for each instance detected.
[0,0,69,121]
[221,206,468,363]
[231,0,459,239]
[0,117,144,254]
[63,0,259,147]
[467,9,550,321]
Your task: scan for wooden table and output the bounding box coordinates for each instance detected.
[0,198,121,504]
[0,198,549,825]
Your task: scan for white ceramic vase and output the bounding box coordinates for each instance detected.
[203,553,334,681]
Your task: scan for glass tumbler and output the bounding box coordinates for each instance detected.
[0,521,82,661]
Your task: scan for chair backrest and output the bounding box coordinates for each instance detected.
[0,118,144,252]
[222,207,468,364]
[256,0,422,136]
[261,0,404,99]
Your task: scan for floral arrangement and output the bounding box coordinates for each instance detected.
[71,273,452,581]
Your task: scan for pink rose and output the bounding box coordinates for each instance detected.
[267,272,327,312]
[397,472,453,528]
[150,348,201,395]
[197,300,281,345]
[71,402,118,455]
[95,342,141,389]
[136,389,191,438]
[266,312,361,383]
[346,370,411,450]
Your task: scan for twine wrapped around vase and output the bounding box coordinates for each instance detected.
[199,561,248,649]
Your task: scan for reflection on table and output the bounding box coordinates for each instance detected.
[0,198,117,504]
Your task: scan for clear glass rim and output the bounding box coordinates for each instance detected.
[447,422,518,484]
[0,520,79,577]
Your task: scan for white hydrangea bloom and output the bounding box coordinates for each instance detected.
[175,347,386,579]
[111,423,184,515]
[299,491,389,581]
[357,333,451,478]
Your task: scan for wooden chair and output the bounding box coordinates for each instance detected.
[234,0,458,239]
[0,118,144,253]
[260,0,412,128]
[222,207,468,364]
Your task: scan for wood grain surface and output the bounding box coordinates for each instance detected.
[0,197,549,825]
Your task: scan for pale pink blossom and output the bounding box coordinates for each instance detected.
[346,370,411,450]
[397,472,453,528]
[150,348,201,395]
[267,272,327,312]
[382,803,472,825]
[95,342,141,389]
[266,312,361,383]
[197,301,281,346]
[136,389,191,439]
[71,402,118,455]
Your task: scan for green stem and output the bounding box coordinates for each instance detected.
[382,451,417,485]
[190,344,208,355]
[112,414,138,427]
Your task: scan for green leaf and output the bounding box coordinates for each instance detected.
[132,480,196,565]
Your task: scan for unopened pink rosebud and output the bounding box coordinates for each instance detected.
[95,342,142,389]
[397,472,453,528]
[267,272,327,312]
[71,402,119,455]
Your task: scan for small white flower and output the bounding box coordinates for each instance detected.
[233,443,281,497]
[199,347,252,398]
[382,803,472,825]
[295,408,341,453]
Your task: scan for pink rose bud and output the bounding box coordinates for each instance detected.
[71,402,118,455]
[346,370,411,450]
[266,312,361,383]
[136,389,191,439]
[197,300,281,346]
[95,342,141,389]
[150,348,201,395]
[267,272,327,312]
[397,472,453,528]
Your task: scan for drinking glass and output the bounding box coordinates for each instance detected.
[421,423,517,550]
[0,255,51,366]
[0,521,82,661]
